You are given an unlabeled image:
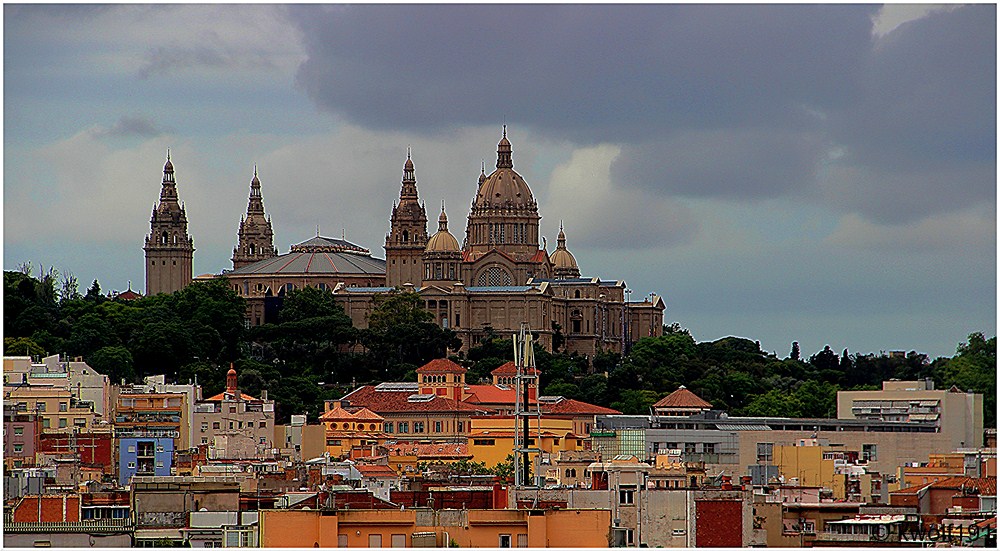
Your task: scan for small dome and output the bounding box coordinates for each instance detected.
[551,223,580,276]
[426,208,460,252]
[227,365,237,376]
[550,247,578,270]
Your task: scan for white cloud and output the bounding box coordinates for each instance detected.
[871,4,960,39]
[545,144,698,251]
[824,207,997,252]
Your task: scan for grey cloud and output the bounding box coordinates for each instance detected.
[138,40,276,79]
[829,5,996,172]
[611,129,827,200]
[93,115,164,138]
[290,4,875,141]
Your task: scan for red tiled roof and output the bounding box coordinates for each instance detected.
[529,250,548,263]
[351,408,385,421]
[204,391,259,402]
[491,361,540,376]
[343,386,491,414]
[416,358,467,374]
[542,397,621,415]
[464,384,521,405]
[928,476,996,495]
[355,464,398,478]
[652,386,712,409]
[891,477,997,496]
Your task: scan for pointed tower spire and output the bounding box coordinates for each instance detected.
[145,153,194,295]
[386,149,428,286]
[232,166,277,269]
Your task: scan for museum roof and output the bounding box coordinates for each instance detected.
[228,236,386,277]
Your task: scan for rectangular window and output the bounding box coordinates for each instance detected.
[385,422,394,433]
[128,462,136,469]
[35,402,46,412]
[414,421,425,433]
[59,418,67,428]
[757,442,774,462]
[14,426,24,436]
[498,534,512,548]
[259,422,266,428]
[14,444,23,453]
[474,439,496,446]
[457,421,464,433]
[213,422,220,429]
[201,422,209,431]
[619,488,635,505]
[42,418,50,429]
[338,534,348,548]
[391,534,406,548]
[202,438,208,444]
[59,402,68,412]
[862,444,878,462]
[434,421,443,433]
[368,534,382,548]
[74,418,86,427]
[516,534,528,548]
[398,422,409,434]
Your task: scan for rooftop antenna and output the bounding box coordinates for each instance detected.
[316,224,320,237]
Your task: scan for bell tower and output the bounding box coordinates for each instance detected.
[144,152,195,295]
[384,151,428,286]
[232,166,278,269]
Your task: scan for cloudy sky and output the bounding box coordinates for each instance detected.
[4,4,995,359]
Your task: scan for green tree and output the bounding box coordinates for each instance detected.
[610,389,659,415]
[362,289,460,380]
[4,336,46,357]
[87,345,136,384]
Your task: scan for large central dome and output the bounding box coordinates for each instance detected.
[474,131,535,208]
[464,128,541,262]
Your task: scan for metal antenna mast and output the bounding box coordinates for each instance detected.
[513,322,541,489]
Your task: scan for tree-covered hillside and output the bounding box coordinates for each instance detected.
[4,269,995,427]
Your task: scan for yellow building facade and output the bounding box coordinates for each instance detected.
[467,416,583,468]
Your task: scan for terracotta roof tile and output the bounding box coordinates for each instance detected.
[204,391,259,402]
[542,397,621,415]
[343,386,491,414]
[491,361,540,376]
[652,386,712,409]
[416,358,467,374]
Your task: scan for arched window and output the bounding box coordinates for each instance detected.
[161,231,169,244]
[402,230,409,243]
[575,290,581,299]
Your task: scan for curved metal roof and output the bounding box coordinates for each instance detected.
[228,236,386,276]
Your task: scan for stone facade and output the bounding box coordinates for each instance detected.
[144,153,194,295]
[232,168,278,269]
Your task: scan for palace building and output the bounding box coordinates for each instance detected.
[162,129,664,355]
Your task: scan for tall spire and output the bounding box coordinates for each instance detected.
[232,166,277,269]
[438,201,449,232]
[400,149,418,201]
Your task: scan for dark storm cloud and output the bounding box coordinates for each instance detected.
[290,4,875,141]
[290,4,995,224]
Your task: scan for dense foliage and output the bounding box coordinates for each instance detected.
[4,269,996,427]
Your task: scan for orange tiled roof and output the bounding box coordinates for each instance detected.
[652,386,712,409]
[491,361,540,376]
[542,396,621,415]
[351,408,385,421]
[416,358,467,374]
[204,391,259,402]
[463,384,529,405]
[343,386,491,414]
[891,477,997,496]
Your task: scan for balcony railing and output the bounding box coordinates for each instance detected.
[4,518,134,533]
